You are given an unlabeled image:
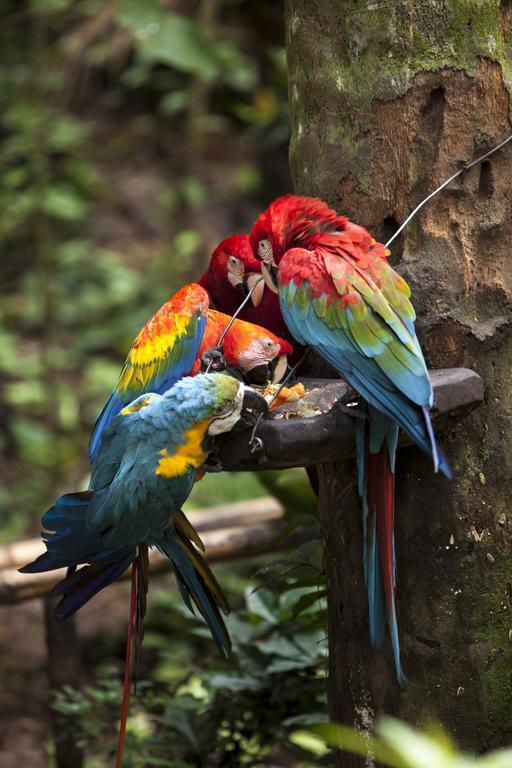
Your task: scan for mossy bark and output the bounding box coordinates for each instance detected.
[286,0,512,760]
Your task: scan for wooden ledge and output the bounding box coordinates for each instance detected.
[215,368,484,471]
[0,498,320,605]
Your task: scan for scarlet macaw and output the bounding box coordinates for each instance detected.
[199,235,296,352]
[249,194,452,684]
[22,372,268,766]
[89,283,291,462]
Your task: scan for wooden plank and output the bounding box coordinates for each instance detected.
[0,496,283,572]
[0,509,316,605]
[215,368,484,470]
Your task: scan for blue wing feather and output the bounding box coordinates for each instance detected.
[89,313,207,463]
[280,289,451,478]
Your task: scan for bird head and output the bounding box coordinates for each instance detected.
[249,194,348,293]
[220,314,292,385]
[190,372,268,436]
[200,234,265,309]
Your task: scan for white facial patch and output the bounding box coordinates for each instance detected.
[207,382,244,436]
[226,255,244,289]
[238,338,277,373]
[260,338,280,361]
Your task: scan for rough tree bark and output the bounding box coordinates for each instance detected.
[285,0,512,760]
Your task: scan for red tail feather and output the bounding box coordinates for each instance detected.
[367,444,395,616]
[115,558,138,768]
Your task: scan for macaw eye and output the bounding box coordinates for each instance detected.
[258,239,274,263]
[265,340,275,349]
[228,256,241,267]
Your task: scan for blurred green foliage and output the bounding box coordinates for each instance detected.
[0,0,290,539]
[54,579,328,767]
[306,718,512,768]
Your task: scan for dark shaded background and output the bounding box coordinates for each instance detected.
[0,3,330,767]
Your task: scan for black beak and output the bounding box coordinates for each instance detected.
[234,273,265,308]
[242,386,269,416]
[245,363,270,385]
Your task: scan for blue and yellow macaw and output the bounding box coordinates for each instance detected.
[22,372,268,766]
[250,194,452,684]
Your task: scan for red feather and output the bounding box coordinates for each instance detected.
[115,559,137,768]
[367,444,395,615]
[199,235,298,355]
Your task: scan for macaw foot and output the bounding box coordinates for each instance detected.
[200,347,226,373]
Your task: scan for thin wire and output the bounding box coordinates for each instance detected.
[386,133,512,248]
[204,277,265,374]
[217,277,264,347]
[249,346,312,448]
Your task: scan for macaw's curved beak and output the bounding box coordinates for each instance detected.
[244,273,265,306]
[269,353,288,384]
[234,273,266,307]
[261,262,279,294]
[241,386,269,416]
[245,353,288,386]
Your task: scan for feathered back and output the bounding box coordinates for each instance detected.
[249,194,349,260]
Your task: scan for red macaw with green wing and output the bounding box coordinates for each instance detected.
[249,194,452,684]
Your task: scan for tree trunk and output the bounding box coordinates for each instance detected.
[44,599,84,768]
[286,0,512,757]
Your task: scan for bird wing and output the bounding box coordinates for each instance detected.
[89,283,209,462]
[278,246,435,446]
[88,391,207,540]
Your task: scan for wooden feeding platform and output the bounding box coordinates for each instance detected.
[215,368,484,471]
[0,366,484,768]
[0,367,483,606]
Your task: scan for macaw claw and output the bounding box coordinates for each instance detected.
[201,347,227,373]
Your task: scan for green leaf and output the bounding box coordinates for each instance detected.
[289,730,330,756]
[246,588,279,624]
[209,674,263,692]
[377,719,457,768]
[310,723,403,767]
[43,186,88,221]
[48,117,88,151]
[10,417,54,466]
[159,91,189,116]
[4,380,46,408]
[290,589,327,619]
[480,749,512,768]
[31,0,73,11]
[257,635,304,659]
[117,0,219,78]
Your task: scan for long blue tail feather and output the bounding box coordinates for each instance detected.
[19,491,136,615]
[53,553,136,619]
[158,533,231,656]
[356,409,406,684]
